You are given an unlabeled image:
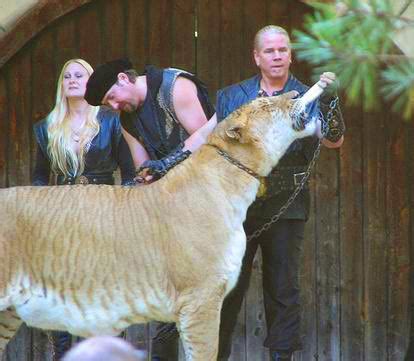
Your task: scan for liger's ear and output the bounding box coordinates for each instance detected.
[225,125,243,140]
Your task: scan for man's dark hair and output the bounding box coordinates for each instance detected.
[124,69,138,83]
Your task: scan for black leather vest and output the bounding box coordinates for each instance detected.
[120,66,215,160]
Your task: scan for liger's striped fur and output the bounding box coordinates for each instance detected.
[0,91,318,360]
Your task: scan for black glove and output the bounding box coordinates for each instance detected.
[320,95,346,143]
[137,146,191,181]
[32,180,48,186]
[121,180,137,186]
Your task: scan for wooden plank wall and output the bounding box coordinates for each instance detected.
[0,0,412,360]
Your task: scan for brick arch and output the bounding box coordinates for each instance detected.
[0,0,321,69]
[0,0,93,68]
[0,1,411,361]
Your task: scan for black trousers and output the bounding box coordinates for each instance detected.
[218,217,305,358]
[53,330,72,359]
[151,322,180,360]
[151,218,305,360]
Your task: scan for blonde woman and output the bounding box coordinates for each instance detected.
[32,59,135,358]
[32,59,135,186]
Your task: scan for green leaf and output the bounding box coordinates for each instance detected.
[292,0,413,121]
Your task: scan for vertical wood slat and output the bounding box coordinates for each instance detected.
[196,0,221,102]
[297,189,317,361]
[102,0,126,61]
[363,110,388,360]
[0,72,7,188]
[6,51,32,187]
[227,300,247,361]
[5,37,31,344]
[172,0,195,72]
[77,2,102,67]
[240,0,267,80]
[288,1,312,83]
[314,139,341,361]
[220,0,243,89]
[267,0,291,31]
[386,114,411,360]
[408,119,414,361]
[339,104,364,361]
[30,29,57,174]
[147,0,173,68]
[54,12,78,84]
[245,251,268,361]
[125,0,147,71]
[54,14,79,68]
[4,324,33,361]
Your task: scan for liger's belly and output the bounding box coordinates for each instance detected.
[12,285,173,337]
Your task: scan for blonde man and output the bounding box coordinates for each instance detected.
[216,25,344,361]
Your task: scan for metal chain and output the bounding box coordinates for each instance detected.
[323,96,339,134]
[212,146,261,180]
[47,331,57,361]
[246,95,339,241]
[247,140,322,241]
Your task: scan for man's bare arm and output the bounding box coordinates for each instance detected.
[173,77,217,152]
[121,127,150,168]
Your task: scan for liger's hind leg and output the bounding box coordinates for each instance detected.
[0,308,22,359]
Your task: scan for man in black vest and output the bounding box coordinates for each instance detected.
[215,25,345,361]
[85,59,216,361]
[85,59,216,182]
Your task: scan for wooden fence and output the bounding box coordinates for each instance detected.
[0,0,412,360]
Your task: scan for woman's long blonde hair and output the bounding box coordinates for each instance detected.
[46,59,100,177]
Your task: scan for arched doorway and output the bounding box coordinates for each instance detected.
[0,1,411,360]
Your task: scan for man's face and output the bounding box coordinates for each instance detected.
[253,32,291,81]
[102,74,138,112]
[62,62,89,99]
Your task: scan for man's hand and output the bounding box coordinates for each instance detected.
[134,168,154,184]
[319,72,336,88]
[135,159,166,183]
[318,72,345,145]
[135,146,192,184]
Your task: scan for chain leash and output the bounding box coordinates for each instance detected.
[210,146,261,180]
[246,95,339,241]
[247,140,322,241]
[47,331,57,361]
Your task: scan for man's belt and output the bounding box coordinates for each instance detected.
[56,173,114,185]
[258,166,308,198]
